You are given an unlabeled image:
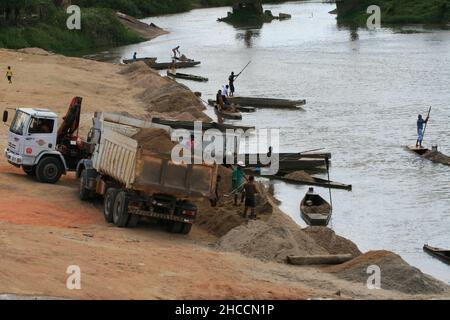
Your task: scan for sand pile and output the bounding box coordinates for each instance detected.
[324,251,449,295]
[302,203,331,214]
[218,214,329,262]
[132,128,176,155]
[303,227,361,256]
[196,166,274,237]
[423,151,450,166]
[119,63,210,122]
[284,170,315,182]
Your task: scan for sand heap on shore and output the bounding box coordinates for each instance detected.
[324,251,449,295]
[119,62,211,122]
[206,170,360,263]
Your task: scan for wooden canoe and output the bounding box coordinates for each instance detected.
[407,146,450,166]
[167,71,208,82]
[279,158,327,172]
[214,105,242,120]
[149,61,200,70]
[227,96,306,109]
[207,99,255,113]
[122,57,157,65]
[423,245,450,265]
[300,192,332,226]
[151,118,254,131]
[276,175,352,191]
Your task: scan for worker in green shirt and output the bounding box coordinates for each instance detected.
[232,161,247,206]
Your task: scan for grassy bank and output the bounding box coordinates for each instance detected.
[0,6,143,55]
[337,0,450,26]
[0,0,298,55]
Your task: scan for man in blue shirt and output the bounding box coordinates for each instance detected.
[416,114,429,148]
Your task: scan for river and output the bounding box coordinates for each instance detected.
[107,1,450,283]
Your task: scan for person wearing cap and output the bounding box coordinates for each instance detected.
[232,161,247,206]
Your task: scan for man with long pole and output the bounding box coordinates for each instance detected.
[228,61,251,97]
[416,107,431,148]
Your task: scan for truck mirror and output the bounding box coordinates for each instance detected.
[2,110,8,123]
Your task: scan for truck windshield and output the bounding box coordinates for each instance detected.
[9,110,29,136]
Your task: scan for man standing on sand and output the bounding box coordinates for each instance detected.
[416,114,429,148]
[6,66,12,84]
[232,161,247,206]
[243,176,258,220]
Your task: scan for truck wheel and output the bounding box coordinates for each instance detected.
[79,170,93,201]
[180,223,192,235]
[23,166,36,176]
[127,214,140,228]
[104,188,118,223]
[167,221,183,233]
[36,157,63,184]
[113,190,130,228]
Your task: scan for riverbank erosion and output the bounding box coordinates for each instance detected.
[0,49,449,299]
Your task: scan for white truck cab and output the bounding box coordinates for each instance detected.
[3,97,86,184]
[3,108,69,183]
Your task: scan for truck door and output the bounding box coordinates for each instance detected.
[24,117,57,161]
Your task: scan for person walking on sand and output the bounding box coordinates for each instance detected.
[243,176,258,220]
[133,52,137,61]
[232,161,247,206]
[416,114,429,148]
[6,66,12,84]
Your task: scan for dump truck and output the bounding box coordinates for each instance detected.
[76,112,218,234]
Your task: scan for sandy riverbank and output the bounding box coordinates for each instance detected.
[0,49,449,300]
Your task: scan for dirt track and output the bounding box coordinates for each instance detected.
[0,49,449,300]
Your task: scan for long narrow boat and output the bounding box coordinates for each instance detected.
[300,190,332,226]
[227,96,306,109]
[151,118,254,131]
[423,245,450,265]
[406,145,450,166]
[214,105,242,120]
[167,71,208,82]
[149,61,201,70]
[207,99,256,113]
[277,175,352,191]
[122,57,157,65]
[279,158,327,172]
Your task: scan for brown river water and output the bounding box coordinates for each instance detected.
[102,1,450,283]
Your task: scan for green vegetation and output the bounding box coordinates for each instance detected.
[337,0,450,26]
[0,0,299,54]
[0,1,143,55]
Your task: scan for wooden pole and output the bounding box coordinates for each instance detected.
[235,61,252,80]
[326,156,333,213]
[422,106,432,143]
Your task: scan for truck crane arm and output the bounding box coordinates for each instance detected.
[57,96,82,145]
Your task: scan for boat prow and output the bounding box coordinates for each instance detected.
[407,145,429,156]
[423,245,450,265]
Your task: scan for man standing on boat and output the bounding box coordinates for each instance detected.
[416,114,429,148]
[172,46,181,59]
[229,72,237,96]
[221,84,230,104]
